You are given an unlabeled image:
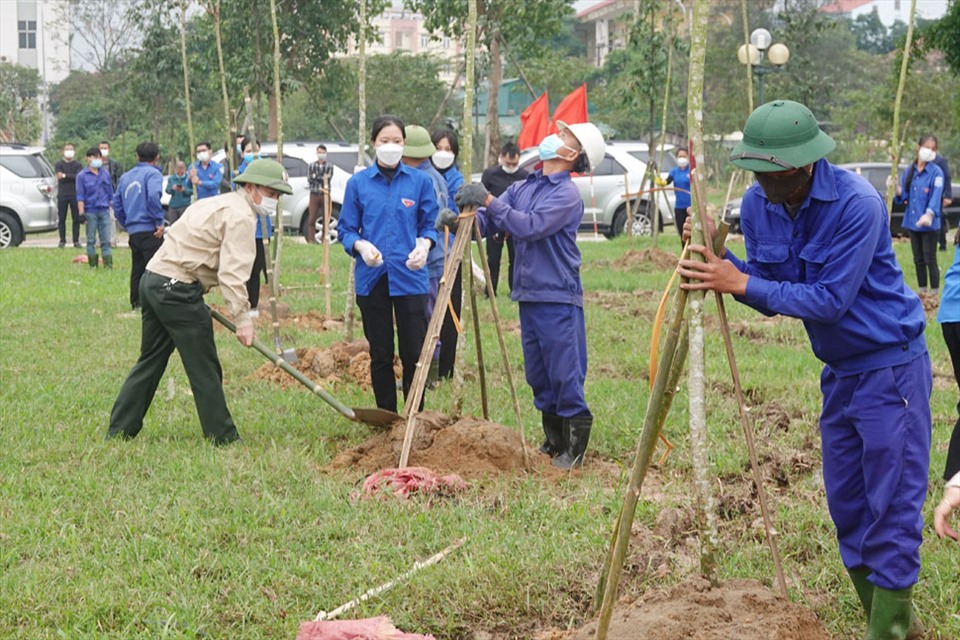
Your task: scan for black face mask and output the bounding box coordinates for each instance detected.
[754,167,813,205]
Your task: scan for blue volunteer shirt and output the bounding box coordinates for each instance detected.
[76,166,113,212]
[235,157,271,239]
[192,159,224,199]
[479,169,584,306]
[112,162,164,234]
[338,162,440,296]
[728,158,926,376]
[668,165,691,210]
[895,162,944,232]
[937,246,960,324]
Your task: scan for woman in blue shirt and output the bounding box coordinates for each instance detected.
[896,136,945,294]
[936,228,960,540]
[338,115,439,413]
[665,147,691,248]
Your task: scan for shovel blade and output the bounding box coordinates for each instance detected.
[281,348,299,365]
[351,407,401,430]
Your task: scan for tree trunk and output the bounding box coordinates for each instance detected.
[740,0,753,114]
[178,0,195,167]
[885,0,918,220]
[485,30,502,169]
[210,0,232,165]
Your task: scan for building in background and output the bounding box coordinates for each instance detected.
[819,0,949,26]
[0,0,71,144]
[574,0,634,68]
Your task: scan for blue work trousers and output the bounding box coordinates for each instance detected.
[518,302,590,418]
[820,353,932,590]
[85,210,112,257]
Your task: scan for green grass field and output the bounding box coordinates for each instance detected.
[1,232,958,638]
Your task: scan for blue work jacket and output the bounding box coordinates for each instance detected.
[937,246,960,324]
[895,162,944,232]
[728,158,926,376]
[192,160,224,200]
[112,162,164,234]
[165,173,193,209]
[338,162,440,296]
[76,166,113,212]
[428,164,466,278]
[479,169,584,306]
[668,166,691,209]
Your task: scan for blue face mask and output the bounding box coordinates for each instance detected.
[244,153,255,163]
[90,159,103,169]
[237,143,243,154]
[538,134,574,162]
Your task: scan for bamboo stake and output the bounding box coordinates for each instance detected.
[460,0,476,180]
[653,6,675,245]
[269,0,285,285]
[467,244,489,419]
[177,0,195,184]
[206,0,231,177]
[322,173,332,319]
[451,246,468,418]
[740,0,753,114]
[344,0,366,343]
[885,0,918,220]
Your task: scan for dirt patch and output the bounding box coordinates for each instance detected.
[285,310,345,333]
[328,411,619,481]
[542,577,830,640]
[917,291,940,313]
[610,248,680,272]
[248,339,399,390]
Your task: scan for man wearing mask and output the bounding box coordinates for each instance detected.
[190,141,224,200]
[108,159,292,445]
[481,142,528,295]
[306,144,334,244]
[456,122,605,470]
[113,142,165,312]
[165,161,193,224]
[76,148,114,268]
[677,100,929,640]
[55,143,83,248]
[100,140,123,247]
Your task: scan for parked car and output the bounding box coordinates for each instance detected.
[722,163,960,236]
[165,141,372,239]
[0,143,58,247]
[516,143,675,238]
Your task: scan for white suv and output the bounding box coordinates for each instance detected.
[517,143,676,238]
[0,143,58,247]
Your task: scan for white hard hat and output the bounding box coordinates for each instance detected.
[557,120,605,173]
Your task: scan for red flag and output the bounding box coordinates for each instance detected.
[548,84,588,133]
[517,92,549,150]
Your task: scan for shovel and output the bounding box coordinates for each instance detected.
[210,308,400,430]
[259,213,299,364]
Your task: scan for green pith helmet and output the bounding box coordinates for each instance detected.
[233,158,294,194]
[403,125,436,159]
[730,100,835,172]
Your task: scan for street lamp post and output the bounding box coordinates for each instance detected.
[737,28,789,105]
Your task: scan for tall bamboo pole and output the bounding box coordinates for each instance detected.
[177,0,195,176]
[269,0,285,274]
[653,4,675,247]
[885,0,918,220]
[345,0,367,343]
[207,0,231,173]
[740,0,753,114]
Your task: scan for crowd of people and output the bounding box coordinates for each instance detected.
[56,102,957,640]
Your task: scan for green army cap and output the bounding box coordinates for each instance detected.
[234,158,294,194]
[730,100,835,172]
[403,125,436,159]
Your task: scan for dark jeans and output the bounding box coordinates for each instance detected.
[942,322,960,481]
[128,231,164,309]
[909,230,939,290]
[674,207,689,248]
[247,240,268,309]
[356,275,428,413]
[57,196,81,243]
[108,271,240,444]
[439,265,462,379]
[167,207,187,225]
[486,235,515,296]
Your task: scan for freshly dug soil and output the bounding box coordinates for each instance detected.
[542,578,830,640]
[611,248,680,271]
[328,411,618,480]
[249,339,399,390]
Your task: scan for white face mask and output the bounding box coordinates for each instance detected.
[677,157,689,168]
[197,151,210,163]
[376,143,403,168]
[64,150,75,160]
[918,147,936,163]
[99,148,109,158]
[254,188,278,217]
[501,163,519,174]
[316,153,327,162]
[432,150,455,170]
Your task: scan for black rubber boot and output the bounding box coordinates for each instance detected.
[103,254,113,270]
[88,252,98,268]
[552,415,592,469]
[538,412,563,457]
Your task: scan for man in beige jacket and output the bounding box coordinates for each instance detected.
[107,159,292,445]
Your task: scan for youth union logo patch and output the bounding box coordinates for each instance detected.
[401,198,416,208]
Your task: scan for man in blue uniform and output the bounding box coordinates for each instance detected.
[456,121,606,470]
[76,147,114,269]
[677,100,930,640]
[189,141,224,200]
[113,141,165,311]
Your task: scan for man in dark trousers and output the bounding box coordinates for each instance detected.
[931,135,953,251]
[481,142,528,295]
[306,143,335,244]
[113,142,165,311]
[99,140,123,248]
[54,143,83,248]
[678,100,930,640]
[107,159,292,445]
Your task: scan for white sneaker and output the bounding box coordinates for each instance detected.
[249,309,260,318]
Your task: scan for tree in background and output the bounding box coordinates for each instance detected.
[0,63,42,144]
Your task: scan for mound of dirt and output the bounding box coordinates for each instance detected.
[917,291,940,313]
[286,310,345,332]
[248,339,400,389]
[611,248,680,271]
[544,578,830,640]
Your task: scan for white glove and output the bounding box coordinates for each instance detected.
[917,212,934,227]
[405,237,431,270]
[353,239,383,267]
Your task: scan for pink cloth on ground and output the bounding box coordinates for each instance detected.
[296,616,436,639]
[356,467,467,500]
